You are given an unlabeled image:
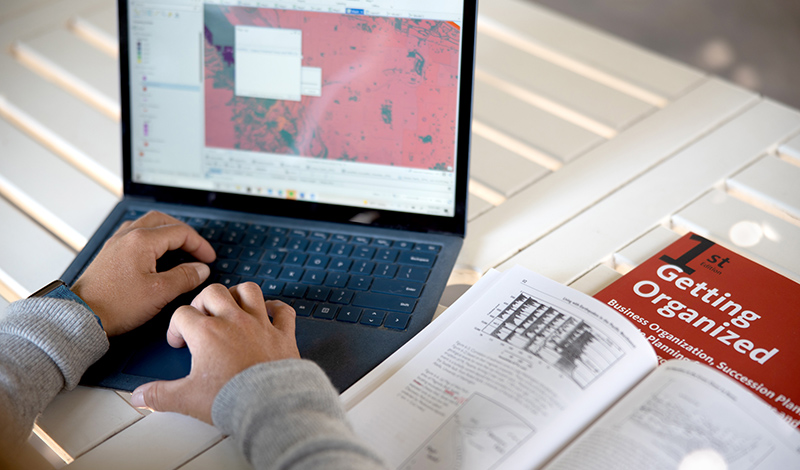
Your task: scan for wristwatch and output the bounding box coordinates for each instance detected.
[29,280,102,329]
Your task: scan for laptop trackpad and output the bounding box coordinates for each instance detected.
[122,339,191,380]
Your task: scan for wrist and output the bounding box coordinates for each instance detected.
[29,280,104,331]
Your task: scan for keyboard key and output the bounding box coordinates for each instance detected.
[313,303,338,320]
[234,262,259,276]
[350,261,375,275]
[374,248,399,262]
[373,263,398,278]
[385,312,411,330]
[283,284,308,299]
[279,267,305,282]
[329,258,352,272]
[330,243,353,257]
[243,234,265,247]
[310,231,330,240]
[262,250,286,264]
[324,272,349,288]
[393,240,414,250]
[218,274,240,287]
[290,229,308,237]
[347,276,372,291]
[397,266,430,282]
[257,264,280,279]
[331,234,350,243]
[209,220,227,229]
[218,245,242,259]
[286,237,309,251]
[248,224,269,234]
[360,310,386,327]
[336,307,361,323]
[413,243,441,254]
[301,270,326,285]
[260,281,285,297]
[353,246,375,259]
[397,251,435,267]
[306,254,330,269]
[230,222,248,232]
[293,300,314,316]
[201,227,222,241]
[353,292,415,313]
[284,253,308,266]
[215,259,237,273]
[221,230,245,244]
[187,217,208,228]
[329,289,354,304]
[240,247,264,261]
[352,236,371,245]
[306,286,331,301]
[269,227,288,236]
[371,279,424,298]
[372,238,392,247]
[307,241,331,254]
[265,235,287,248]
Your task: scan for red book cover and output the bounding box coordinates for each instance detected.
[594,232,800,429]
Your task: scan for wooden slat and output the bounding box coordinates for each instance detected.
[473,80,603,162]
[459,78,757,274]
[778,132,800,163]
[0,116,119,242]
[177,439,253,470]
[0,197,74,293]
[469,134,549,197]
[67,412,222,470]
[0,59,122,178]
[21,27,119,105]
[727,154,800,220]
[476,34,654,132]
[498,99,800,284]
[672,190,800,281]
[478,0,704,104]
[36,386,143,459]
[613,225,681,272]
[568,264,620,296]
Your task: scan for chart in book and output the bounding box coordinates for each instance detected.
[483,293,625,389]
[400,393,535,470]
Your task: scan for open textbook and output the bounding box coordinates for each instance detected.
[342,266,800,469]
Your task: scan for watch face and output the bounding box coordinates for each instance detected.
[29,280,67,298]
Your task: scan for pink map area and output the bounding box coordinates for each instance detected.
[204,6,460,171]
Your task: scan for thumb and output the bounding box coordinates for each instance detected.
[154,262,211,299]
[132,379,190,416]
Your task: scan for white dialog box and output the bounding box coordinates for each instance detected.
[235,26,303,101]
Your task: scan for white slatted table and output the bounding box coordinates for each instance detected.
[1,0,798,468]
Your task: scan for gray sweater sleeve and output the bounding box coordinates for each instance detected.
[0,297,109,446]
[212,360,389,470]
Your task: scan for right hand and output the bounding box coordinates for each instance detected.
[130,283,300,423]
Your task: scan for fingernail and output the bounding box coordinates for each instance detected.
[195,263,211,281]
[131,388,145,408]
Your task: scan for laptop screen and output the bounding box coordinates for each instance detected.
[123,0,473,224]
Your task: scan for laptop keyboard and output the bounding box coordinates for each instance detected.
[126,210,440,331]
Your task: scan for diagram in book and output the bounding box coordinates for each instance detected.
[400,393,535,470]
[623,380,774,466]
[483,293,625,389]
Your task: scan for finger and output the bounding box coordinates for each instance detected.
[166,304,207,349]
[266,300,296,335]
[135,224,216,264]
[132,378,200,420]
[190,283,241,318]
[229,282,268,317]
[128,210,184,229]
[153,262,211,303]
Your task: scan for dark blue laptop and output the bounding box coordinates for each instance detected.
[65,0,477,392]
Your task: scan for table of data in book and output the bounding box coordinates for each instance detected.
[2,0,800,467]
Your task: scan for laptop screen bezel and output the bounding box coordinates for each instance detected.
[118,0,476,236]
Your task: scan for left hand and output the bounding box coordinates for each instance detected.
[70,211,216,336]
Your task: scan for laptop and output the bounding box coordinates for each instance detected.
[64,0,477,393]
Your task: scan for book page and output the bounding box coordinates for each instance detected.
[543,360,800,470]
[347,266,657,470]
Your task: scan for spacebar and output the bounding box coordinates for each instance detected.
[352,292,416,313]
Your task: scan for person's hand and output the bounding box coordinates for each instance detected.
[130,282,300,424]
[70,211,216,336]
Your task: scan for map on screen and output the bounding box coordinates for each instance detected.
[203,5,461,172]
